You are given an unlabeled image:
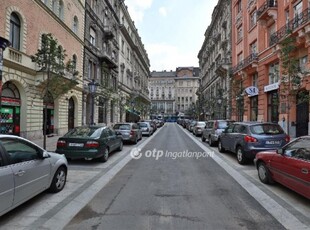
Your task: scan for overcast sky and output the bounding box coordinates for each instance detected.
[124,0,219,72]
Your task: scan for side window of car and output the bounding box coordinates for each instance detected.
[101,129,109,138]
[108,128,115,136]
[0,138,41,165]
[226,124,234,133]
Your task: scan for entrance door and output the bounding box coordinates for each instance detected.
[296,101,309,137]
[68,97,74,130]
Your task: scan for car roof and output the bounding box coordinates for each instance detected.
[233,121,279,126]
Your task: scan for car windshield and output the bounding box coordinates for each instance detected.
[64,127,102,138]
[250,124,284,135]
[113,124,130,130]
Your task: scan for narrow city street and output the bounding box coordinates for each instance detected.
[64,123,308,230]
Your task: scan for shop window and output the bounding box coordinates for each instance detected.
[267,91,279,123]
[250,96,258,121]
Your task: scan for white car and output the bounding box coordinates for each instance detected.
[138,122,153,136]
[0,135,68,217]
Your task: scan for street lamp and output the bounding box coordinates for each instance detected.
[0,37,11,133]
[217,98,222,119]
[88,79,99,125]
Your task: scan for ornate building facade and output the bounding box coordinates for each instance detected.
[197,0,232,120]
[0,0,85,139]
[232,0,310,137]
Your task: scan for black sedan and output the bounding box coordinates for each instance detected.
[56,125,123,162]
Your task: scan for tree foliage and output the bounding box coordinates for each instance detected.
[31,33,78,100]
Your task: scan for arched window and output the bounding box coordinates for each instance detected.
[10,12,21,50]
[59,0,64,20]
[73,16,78,34]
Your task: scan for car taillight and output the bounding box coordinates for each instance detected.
[85,141,99,148]
[285,135,290,143]
[244,135,258,143]
[57,140,66,148]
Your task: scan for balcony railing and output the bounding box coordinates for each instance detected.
[270,8,310,46]
[257,0,277,19]
[232,53,258,74]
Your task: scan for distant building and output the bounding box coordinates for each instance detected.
[149,67,200,120]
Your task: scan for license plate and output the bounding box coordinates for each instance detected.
[265,140,280,145]
[69,143,84,147]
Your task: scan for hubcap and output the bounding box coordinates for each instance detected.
[237,149,243,162]
[56,170,65,189]
[258,165,267,180]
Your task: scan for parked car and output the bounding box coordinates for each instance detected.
[218,122,290,164]
[202,120,234,146]
[254,136,310,199]
[192,121,206,136]
[56,125,123,162]
[138,121,153,136]
[188,120,197,132]
[142,120,157,132]
[113,123,142,144]
[0,135,68,217]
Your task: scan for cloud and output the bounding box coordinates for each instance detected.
[146,43,198,71]
[125,0,153,23]
[158,7,167,17]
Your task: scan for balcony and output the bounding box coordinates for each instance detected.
[103,26,114,40]
[215,57,232,75]
[269,8,310,46]
[257,0,277,23]
[232,53,258,74]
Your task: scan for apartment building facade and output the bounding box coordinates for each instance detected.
[0,0,85,139]
[0,0,150,139]
[198,0,232,120]
[118,1,151,123]
[149,67,200,119]
[232,0,310,137]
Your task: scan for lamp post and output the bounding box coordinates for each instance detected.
[88,79,99,125]
[217,98,222,119]
[0,37,11,133]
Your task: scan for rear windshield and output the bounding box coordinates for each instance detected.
[113,124,130,130]
[138,123,147,127]
[250,124,284,135]
[197,122,206,126]
[218,121,233,129]
[65,127,102,138]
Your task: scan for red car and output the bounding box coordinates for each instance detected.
[254,136,310,199]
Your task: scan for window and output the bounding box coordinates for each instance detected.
[10,12,21,50]
[250,96,258,121]
[237,0,242,13]
[249,10,257,29]
[90,28,96,45]
[269,63,279,84]
[299,55,308,73]
[72,55,77,70]
[267,91,279,123]
[252,72,258,87]
[52,0,57,13]
[73,16,79,34]
[59,0,64,19]
[110,102,114,123]
[237,52,243,64]
[1,138,41,165]
[237,26,243,41]
[88,60,96,80]
[250,41,257,54]
[268,23,276,46]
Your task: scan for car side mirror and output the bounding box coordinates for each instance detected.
[277,148,283,155]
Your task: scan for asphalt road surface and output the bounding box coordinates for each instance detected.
[64,123,288,230]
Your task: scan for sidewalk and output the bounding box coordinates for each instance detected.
[31,135,60,152]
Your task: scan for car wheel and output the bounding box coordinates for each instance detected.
[201,135,206,142]
[218,139,225,153]
[236,147,247,165]
[133,137,138,144]
[99,148,109,162]
[118,141,123,151]
[208,136,214,147]
[258,162,274,184]
[48,166,67,193]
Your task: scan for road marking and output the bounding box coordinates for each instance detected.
[41,128,164,230]
[182,126,309,230]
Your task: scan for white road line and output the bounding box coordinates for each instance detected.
[182,126,309,230]
[41,127,163,230]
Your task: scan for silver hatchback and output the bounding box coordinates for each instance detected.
[0,135,68,217]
